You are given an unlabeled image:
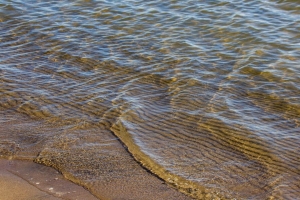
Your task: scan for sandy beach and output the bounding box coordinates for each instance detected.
[0,111,191,200]
[0,159,98,200]
[0,159,191,200]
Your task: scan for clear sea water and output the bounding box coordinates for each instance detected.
[0,0,299,199]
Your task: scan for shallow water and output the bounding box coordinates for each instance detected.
[0,0,299,199]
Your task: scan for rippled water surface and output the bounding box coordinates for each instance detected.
[1,0,300,199]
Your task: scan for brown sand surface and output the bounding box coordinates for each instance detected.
[0,110,191,200]
[0,159,98,200]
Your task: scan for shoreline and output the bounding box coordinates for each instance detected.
[0,158,98,200]
[0,110,191,200]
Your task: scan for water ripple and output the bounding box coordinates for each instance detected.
[0,0,299,199]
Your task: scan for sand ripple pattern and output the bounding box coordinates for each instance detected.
[0,0,300,199]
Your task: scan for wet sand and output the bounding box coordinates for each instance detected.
[0,159,192,200]
[0,110,191,200]
[0,159,98,200]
